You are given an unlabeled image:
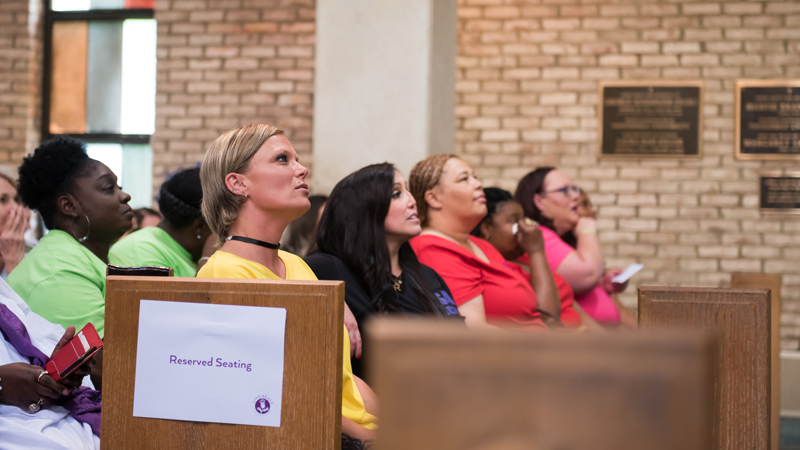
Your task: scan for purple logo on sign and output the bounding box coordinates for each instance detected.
[254,397,271,415]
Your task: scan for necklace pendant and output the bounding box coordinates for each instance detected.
[392,277,403,292]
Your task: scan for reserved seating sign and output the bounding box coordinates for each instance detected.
[132,299,287,427]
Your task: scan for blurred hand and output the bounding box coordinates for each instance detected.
[0,205,29,274]
[344,303,362,359]
[516,219,544,254]
[573,217,597,238]
[600,269,628,294]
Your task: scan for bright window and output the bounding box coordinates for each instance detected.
[44,2,155,207]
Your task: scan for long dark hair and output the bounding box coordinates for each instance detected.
[316,163,448,315]
[515,167,577,247]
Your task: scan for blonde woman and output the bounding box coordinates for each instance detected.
[198,124,378,443]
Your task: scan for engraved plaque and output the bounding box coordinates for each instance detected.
[736,80,800,160]
[598,81,703,159]
[759,172,800,214]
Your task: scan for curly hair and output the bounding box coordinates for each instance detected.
[159,167,203,228]
[17,136,93,229]
[408,154,457,226]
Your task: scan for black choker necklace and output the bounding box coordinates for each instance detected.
[227,236,281,250]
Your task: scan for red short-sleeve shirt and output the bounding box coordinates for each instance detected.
[515,254,582,328]
[410,234,547,331]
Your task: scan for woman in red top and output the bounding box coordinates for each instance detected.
[473,187,606,331]
[408,154,559,330]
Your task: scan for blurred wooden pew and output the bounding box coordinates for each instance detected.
[731,273,782,450]
[639,286,774,450]
[367,318,713,450]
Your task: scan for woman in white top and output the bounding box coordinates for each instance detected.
[0,279,98,450]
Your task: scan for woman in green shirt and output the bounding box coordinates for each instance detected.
[110,168,212,277]
[8,136,134,389]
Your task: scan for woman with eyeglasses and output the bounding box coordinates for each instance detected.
[514,168,625,327]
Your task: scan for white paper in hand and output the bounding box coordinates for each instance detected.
[133,300,287,427]
[611,264,644,284]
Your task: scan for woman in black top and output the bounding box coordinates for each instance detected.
[305,163,462,379]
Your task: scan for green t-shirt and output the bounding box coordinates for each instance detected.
[109,226,197,278]
[7,229,108,338]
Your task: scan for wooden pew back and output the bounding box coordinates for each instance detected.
[102,276,345,450]
[639,286,772,450]
[367,318,713,450]
[731,273,782,450]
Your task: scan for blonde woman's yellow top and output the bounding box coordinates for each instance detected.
[198,250,378,430]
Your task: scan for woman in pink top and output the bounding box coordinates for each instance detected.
[515,167,630,327]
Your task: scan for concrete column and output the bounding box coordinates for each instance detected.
[313,0,457,193]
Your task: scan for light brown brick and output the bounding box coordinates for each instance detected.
[485,6,521,19]
[663,42,701,54]
[621,42,659,54]
[542,18,581,31]
[743,15,782,27]
[641,55,679,67]
[723,3,762,14]
[724,28,765,40]
[682,3,721,15]
[641,5,679,16]
[681,54,720,66]
[599,5,638,17]
[598,54,638,66]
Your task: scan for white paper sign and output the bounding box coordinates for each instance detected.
[611,264,644,284]
[133,300,287,427]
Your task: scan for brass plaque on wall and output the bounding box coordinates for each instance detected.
[736,79,800,160]
[759,172,800,214]
[598,80,704,159]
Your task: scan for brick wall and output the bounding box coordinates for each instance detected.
[454,0,800,348]
[0,0,42,169]
[152,0,315,187]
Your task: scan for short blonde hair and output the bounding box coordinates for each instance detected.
[408,154,458,226]
[200,123,284,246]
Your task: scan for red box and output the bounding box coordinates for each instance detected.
[45,323,103,383]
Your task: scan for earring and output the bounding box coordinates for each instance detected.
[197,234,202,240]
[71,214,90,243]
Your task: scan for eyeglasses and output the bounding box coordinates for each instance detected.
[542,185,581,197]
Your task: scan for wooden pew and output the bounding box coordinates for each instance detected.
[102,276,345,450]
[731,273,782,450]
[639,287,773,450]
[367,318,713,450]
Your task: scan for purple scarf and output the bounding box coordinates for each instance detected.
[0,303,101,436]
